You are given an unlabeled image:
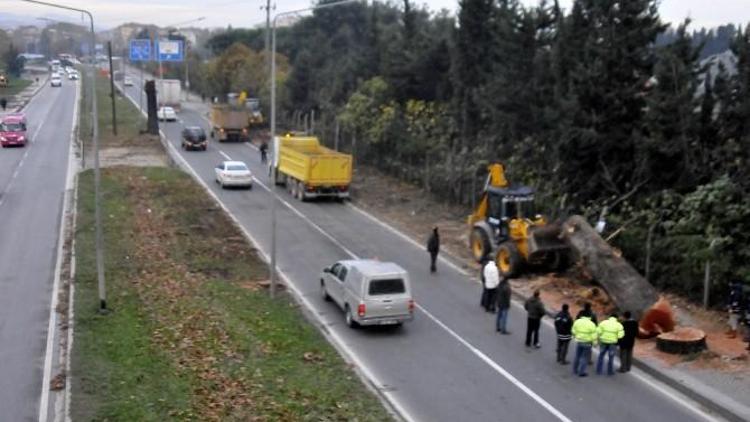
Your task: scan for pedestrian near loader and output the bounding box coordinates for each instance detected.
[726,280,744,338]
[576,302,598,364]
[596,313,624,376]
[618,311,638,373]
[554,304,573,364]
[496,277,512,334]
[572,314,597,377]
[484,261,499,313]
[480,257,490,309]
[524,290,545,348]
[426,227,440,274]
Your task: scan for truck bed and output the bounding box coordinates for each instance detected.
[277,137,352,186]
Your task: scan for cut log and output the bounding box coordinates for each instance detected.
[656,327,707,354]
[561,216,659,320]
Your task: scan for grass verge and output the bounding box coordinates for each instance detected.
[71,166,392,421]
[0,77,32,98]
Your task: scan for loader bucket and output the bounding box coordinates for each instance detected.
[528,223,568,256]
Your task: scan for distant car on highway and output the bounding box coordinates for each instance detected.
[50,75,62,87]
[214,161,253,189]
[0,115,28,147]
[4,112,27,130]
[123,76,133,86]
[68,71,79,80]
[321,259,414,328]
[181,126,208,151]
[157,106,177,121]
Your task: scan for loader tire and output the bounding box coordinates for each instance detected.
[496,242,521,278]
[470,226,492,262]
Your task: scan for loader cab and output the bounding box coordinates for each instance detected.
[486,185,536,230]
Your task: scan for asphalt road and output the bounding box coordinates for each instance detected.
[120,71,721,422]
[0,77,77,420]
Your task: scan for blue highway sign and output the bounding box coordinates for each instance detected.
[129,39,152,61]
[157,40,184,62]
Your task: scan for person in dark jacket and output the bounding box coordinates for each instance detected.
[618,310,639,372]
[554,304,573,364]
[426,227,440,273]
[496,277,512,334]
[524,290,546,348]
[727,280,744,338]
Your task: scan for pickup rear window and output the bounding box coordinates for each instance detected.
[368,279,405,296]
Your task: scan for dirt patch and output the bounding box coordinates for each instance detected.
[349,163,750,372]
[99,146,169,167]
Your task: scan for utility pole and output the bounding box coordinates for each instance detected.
[107,41,118,135]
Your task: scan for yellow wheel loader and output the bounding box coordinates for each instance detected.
[468,163,569,277]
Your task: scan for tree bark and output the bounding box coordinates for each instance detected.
[561,215,659,320]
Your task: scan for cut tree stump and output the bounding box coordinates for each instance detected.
[561,216,660,321]
[656,327,707,354]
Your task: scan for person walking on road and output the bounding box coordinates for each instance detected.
[524,290,545,348]
[496,277,512,334]
[426,227,440,274]
[596,313,624,376]
[572,314,597,377]
[554,304,573,364]
[727,280,745,338]
[618,311,638,373]
[483,260,499,313]
[259,141,269,164]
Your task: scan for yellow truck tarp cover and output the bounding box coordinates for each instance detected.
[274,135,352,186]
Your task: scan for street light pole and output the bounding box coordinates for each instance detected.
[269,0,360,298]
[20,0,106,312]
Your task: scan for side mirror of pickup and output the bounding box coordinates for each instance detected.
[323,267,331,274]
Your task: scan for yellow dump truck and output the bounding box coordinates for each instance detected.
[272,134,352,201]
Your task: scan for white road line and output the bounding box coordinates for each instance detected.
[38,77,80,422]
[218,149,232,161]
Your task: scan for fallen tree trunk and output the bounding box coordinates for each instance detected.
[561,216,659,320]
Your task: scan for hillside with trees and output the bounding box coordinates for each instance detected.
[186,0,750,304]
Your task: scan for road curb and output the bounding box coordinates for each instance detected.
[17,74,50,112]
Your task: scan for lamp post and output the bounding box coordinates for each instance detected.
[269,0,361,298]
[21,0,106,312]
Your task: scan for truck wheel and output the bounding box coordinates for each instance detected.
[496,242,521,278]
[470,226,492,262]
[296,181,306,201]
[345,305,359,328]
[289,178,297,197]
[320,280,331,302]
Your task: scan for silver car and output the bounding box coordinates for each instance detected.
[321,259,414,328]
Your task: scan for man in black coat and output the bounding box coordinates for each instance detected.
[426,227,440,273]
[496,277,512,334]
[524,290,546,348]
[554,304,573,364]
[618,310,639,373]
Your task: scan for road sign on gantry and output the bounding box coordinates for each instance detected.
[129,39,152,61]
[157,40,184,62]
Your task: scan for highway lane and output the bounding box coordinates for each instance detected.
[0,78,77,420]
[119,71,718,422]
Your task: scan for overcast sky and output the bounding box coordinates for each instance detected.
[4,0,748,30]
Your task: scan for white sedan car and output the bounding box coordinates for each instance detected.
[215,161,253,189]
[123,76,133,86]
[157,106,177,121]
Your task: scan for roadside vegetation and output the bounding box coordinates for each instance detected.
[0,77,31,97]
[164,0,750,305]
[71,68,392,421]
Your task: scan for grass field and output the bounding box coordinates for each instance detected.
[0,78,32,99]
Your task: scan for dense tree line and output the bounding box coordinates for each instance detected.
[197,0,750,303]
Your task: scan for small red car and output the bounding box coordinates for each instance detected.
[0,115,28,147]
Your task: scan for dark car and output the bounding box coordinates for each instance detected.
[181,126,207,151]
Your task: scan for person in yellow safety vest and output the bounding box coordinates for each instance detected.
[571,315,597,377]
[596,313,625,376]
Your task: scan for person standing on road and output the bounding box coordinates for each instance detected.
[496,277,512,334]
[0,97,6,111]
[554,304,573,364]
[571,314,597,377]
[426,227,440,274]
[576,302,598,364]
[483,260,499,313]
[596,313,624,376]
[618,311,638,373]
[524,290,545,348]
[726,280,744,338]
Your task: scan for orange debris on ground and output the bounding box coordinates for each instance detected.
[639,297,676,338]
